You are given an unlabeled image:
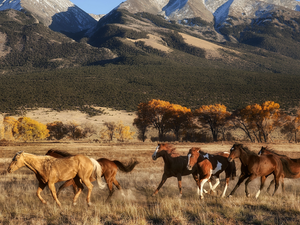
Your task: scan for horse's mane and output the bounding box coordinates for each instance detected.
[160,144,180,157]
[235,143,257,156]
[47,149,74,157]
[262,147,287,157]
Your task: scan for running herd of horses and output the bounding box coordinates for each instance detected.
[6,143,300,207]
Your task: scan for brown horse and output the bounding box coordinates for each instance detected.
[258,146,299,192]
[46,149,139,202]
[228,143,284,198]
[152,143,199,197]
[187,147,237,199]
[7,151,105,207]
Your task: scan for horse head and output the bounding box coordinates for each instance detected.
[187,147,200,170]
[258,146,268,156]
[7,151,25,173]
[152,143,174,160]
[228,143,242,162]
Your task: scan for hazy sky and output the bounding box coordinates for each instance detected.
[72,0,125,15]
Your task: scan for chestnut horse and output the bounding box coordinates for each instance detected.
[228,143,284,198]
[152,143,199,197]
[46,149,139,202]
[258,146,299,192]
[7,151,105,207]
[187,147,237,199]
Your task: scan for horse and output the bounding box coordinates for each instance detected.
[152,143,199,197]
[45,149,139,202]
[258,146,300,192]
[187,147,237,199]
[228,143,284,198]
[7,151,105,207]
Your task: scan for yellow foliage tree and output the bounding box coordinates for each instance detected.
[100,122,117,142]
[115,121,135,142]
[3,117,18,140]
[194,104,231,142]
[13,117,49,141]
[240,101,281,142]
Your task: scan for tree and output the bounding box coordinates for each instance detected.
[165,103,192,141]
[193,104,231,142]
[239,101,282,142]
[100,122,117,142]
[133,102,152,142]
[47,121,69,140]
[13,117,49,141]
[115,121,135,142]
[281,113,300,142]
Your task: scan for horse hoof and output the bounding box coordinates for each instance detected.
[246,194,250,198]
[73,202,77,206]
[199,196,204,200]
[228,195,232,198]
[88,202,92,207]
[152,194,156,197]
[179,194,182,198]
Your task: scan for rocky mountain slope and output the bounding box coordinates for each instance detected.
[0,0,97,33]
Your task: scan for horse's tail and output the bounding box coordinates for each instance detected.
[90,158,106,189]
[113,159,139,173]
[230,160,237,180]
[280,158,298,177]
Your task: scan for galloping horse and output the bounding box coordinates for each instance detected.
[187,147,237,199]
[46,149,139,202]
[7,151,105,207]
[228,143,284,198]
[152,143,199,197]
[258,146,299,192]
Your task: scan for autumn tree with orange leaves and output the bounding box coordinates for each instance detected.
[194,104,231,142]
[237,101,282,142]
[134,99,192,141]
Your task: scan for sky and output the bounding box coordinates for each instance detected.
[71,0,125,15]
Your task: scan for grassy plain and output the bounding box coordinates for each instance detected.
[1,142,300,224]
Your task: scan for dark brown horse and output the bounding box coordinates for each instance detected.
[152,143,199,197]
[187,147,237,199]
[46,149,139,202]
[228,143,284,198]
[258,146,299,192]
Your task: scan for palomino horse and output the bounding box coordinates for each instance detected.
[45,149,139,202]
[228,143,284,198]
[7,151,105,207]
[187,147,237,199]
[258,146,299,192]
[152,143,199,197]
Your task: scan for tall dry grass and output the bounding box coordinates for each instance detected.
[1,142,300,224]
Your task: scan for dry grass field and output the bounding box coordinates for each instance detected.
[1,141,300,224]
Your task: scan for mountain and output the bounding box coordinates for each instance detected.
[0,9,116,72]
[0,0,97,33]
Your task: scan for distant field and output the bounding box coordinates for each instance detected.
[1,142,300,224]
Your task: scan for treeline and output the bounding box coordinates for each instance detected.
[1,63,300,114]
[0,117,134,142]
[133,99,300,143]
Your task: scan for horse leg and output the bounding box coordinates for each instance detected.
[73,177,84,206]
[255,176,266,199]
[272,174,281,196]
[229,173,249,197]
[267,179,275,193]
[48,182,61,207]
[244,174,257,197]
[36,181,47,204]
[199,177,210,199]
[152,173,168,196]
[221,177,230,198]
[177,174,183,198]
[112,178,125,197]
[211,177,220,193]
[104,177,114,202]
[80,177,94,206]
[57,179,78,197]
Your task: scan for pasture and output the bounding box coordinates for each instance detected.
[1,142,300,224]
